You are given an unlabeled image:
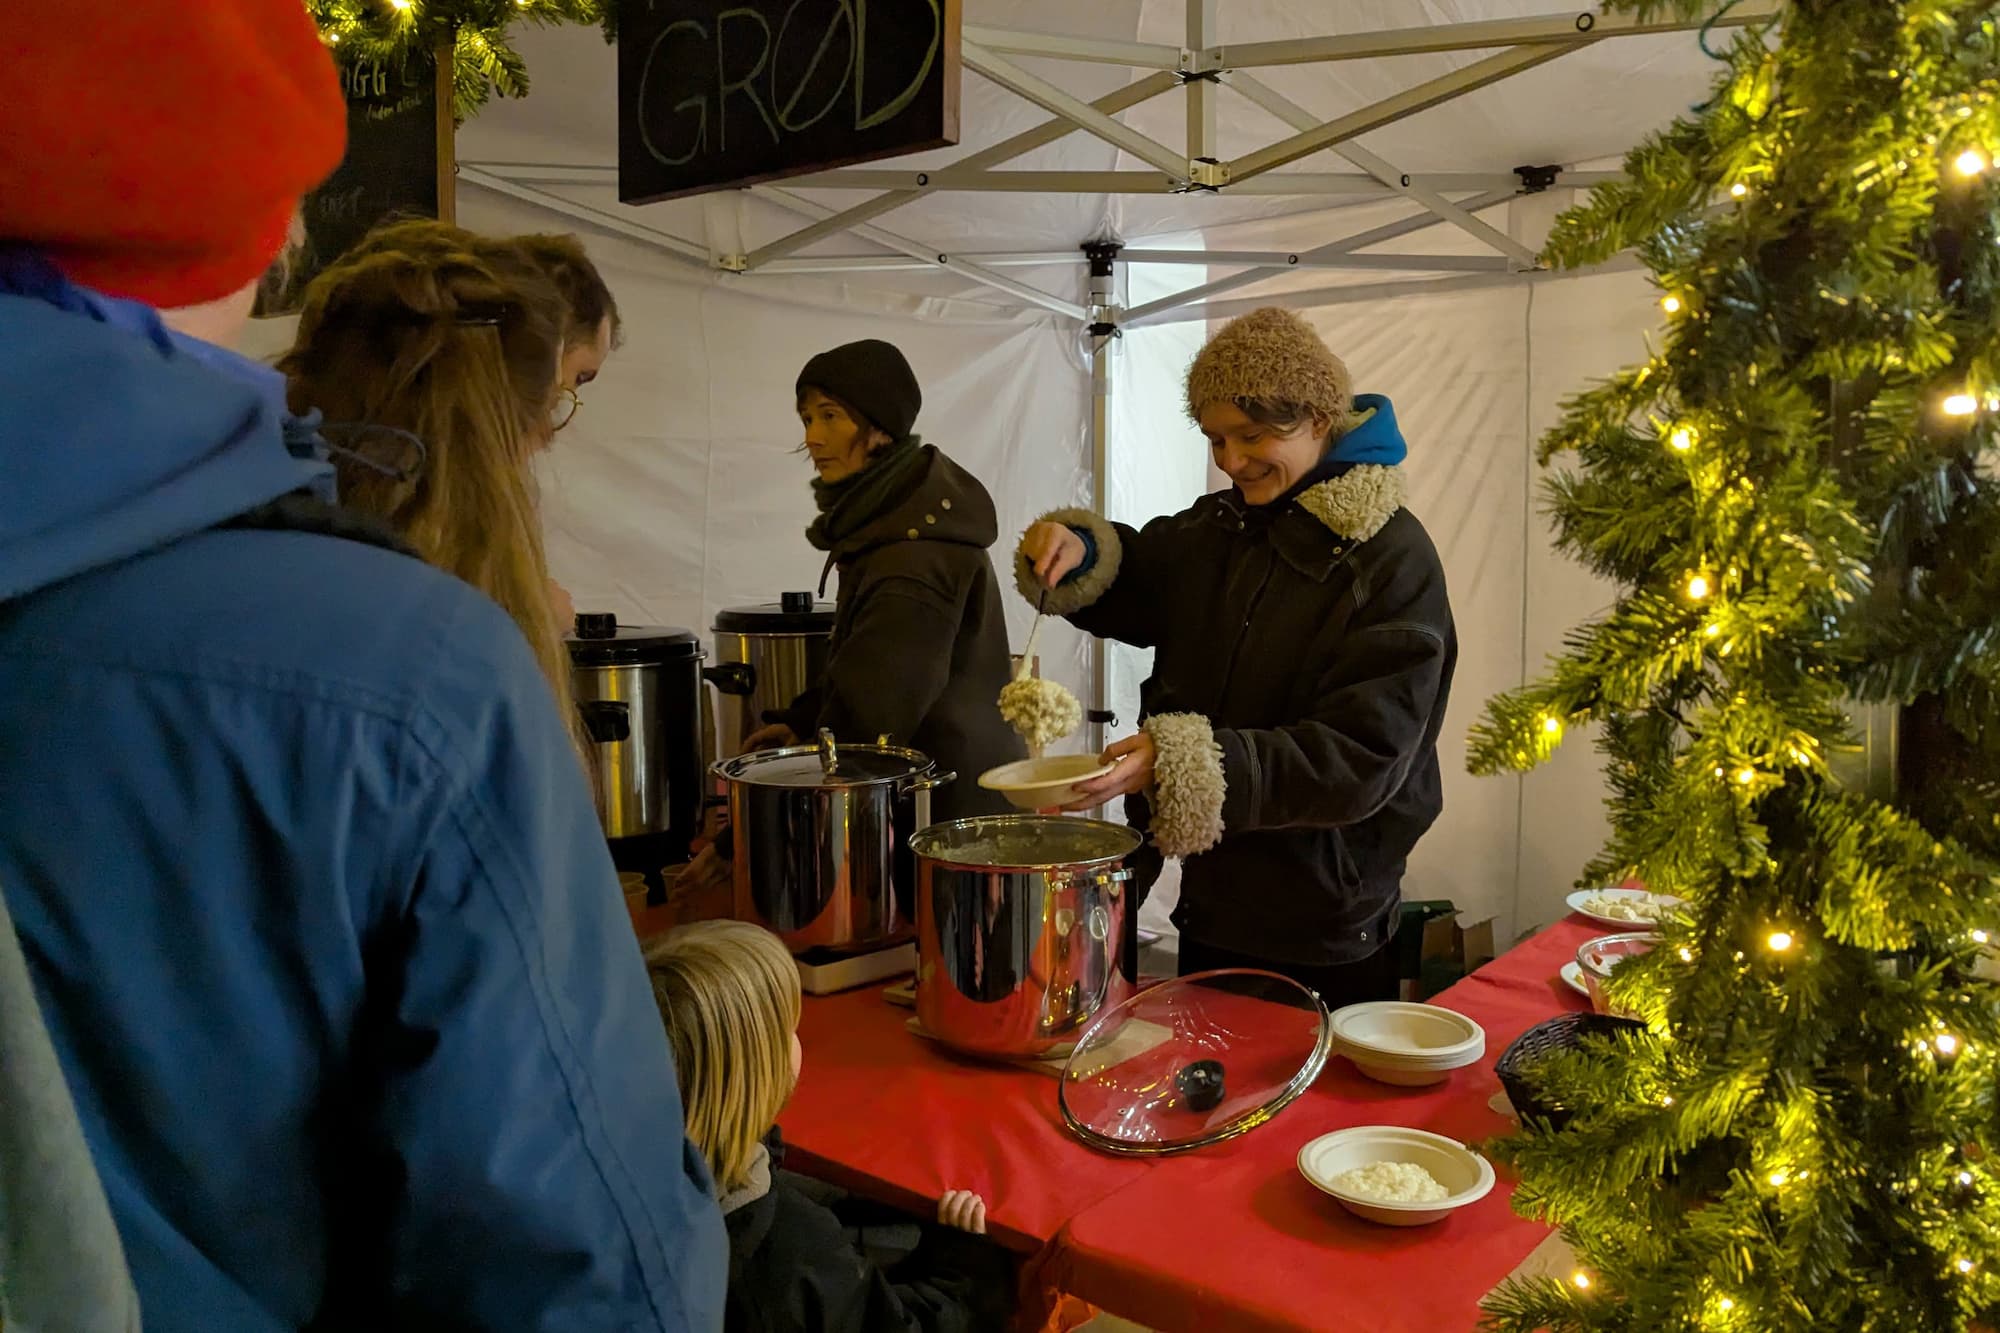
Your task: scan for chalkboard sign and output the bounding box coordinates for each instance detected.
[618,0,961,204]
[255,49,454,316]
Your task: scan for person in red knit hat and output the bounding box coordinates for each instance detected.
[0,5,727,1332]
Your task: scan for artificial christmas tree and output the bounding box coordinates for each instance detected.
[1472,1,2000,1329]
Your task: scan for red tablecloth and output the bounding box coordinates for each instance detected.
[782,984,1162,1253]
[780,919,1600,1330]
[1041,920,1600,1333]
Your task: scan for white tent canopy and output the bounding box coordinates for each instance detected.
[260,2,1763,943]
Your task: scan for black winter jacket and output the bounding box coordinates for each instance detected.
[721,1148,1012,1333]
[1021,454,1456,967]
[776,446,1024,825]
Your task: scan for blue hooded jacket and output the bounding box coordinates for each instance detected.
[0,262,727,1331]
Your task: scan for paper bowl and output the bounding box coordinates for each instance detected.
[1298,1126,1495,1226]
[977,754,1115,810]
[1328,1001,1486,1084]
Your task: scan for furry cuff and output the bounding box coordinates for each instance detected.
[1144,713,1227,859]
[1297,464,1405,544]
[1014,506,1123,616]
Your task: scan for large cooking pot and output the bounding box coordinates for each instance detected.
[912,816,1143,1058]
[708,592,836,767]
[567,613,706,857]
[715,731,953,953]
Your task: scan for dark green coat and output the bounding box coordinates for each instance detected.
[774,446,1025,825]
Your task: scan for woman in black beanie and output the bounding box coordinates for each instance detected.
[741,339,1025,825]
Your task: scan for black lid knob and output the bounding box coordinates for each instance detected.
[574,611,618,639]
[780,591,813,614]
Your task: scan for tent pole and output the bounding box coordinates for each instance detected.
[1209,1,1781,67]
[1084,242,1121,760]
[1221,72,1540,267]
[1186,0,1218,163]
[457,167,711,266]
[1225,44,1587,184]
[962,26,1185,69]
[740,72,1181,270]
[1119,189,1518,324]
[963,44,1191,180]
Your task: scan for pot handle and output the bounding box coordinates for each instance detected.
[817,728,838,776]
[904,768,957,793]
[575,700,631,745]
[703,662,756,696]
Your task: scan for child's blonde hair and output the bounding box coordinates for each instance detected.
[644,921,801,1193]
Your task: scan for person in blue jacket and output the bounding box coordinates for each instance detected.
[0,5,726,1330]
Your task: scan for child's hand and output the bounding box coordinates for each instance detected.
[937,1189,987,1235]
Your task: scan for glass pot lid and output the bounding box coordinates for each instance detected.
[1058,969,1333,1156]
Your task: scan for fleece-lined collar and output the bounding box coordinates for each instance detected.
[717,1144,773,1217]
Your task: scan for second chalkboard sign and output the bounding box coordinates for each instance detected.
[257,49,454,315]
[618,0,961,204]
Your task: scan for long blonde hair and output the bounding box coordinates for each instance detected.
[644,921,801,1193]
[277,225,574,720]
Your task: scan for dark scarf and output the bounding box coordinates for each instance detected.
[804,435,928,552]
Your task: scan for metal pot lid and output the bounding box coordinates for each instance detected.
[715,741,933,787]
[714,592,836,634]
[1058,968,1333,1156]
[909,815,1141,869]
[566,612,702,666]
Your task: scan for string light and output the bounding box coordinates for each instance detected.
[1730,182,1749,199]
[1542,715,1563,736]
[1670,427,1695,451]
[390,0,414,8]
[1571,1271,1593,1291]
[1661,1094,1675,1106]
[1704,622,1722,638]
[1943,392,1979,417]
[1687,573,1713,600]
[1959,1258,1977,1275]
[1661,294,1684,315]
[1960,1171,1975,1186]
[1974,929,1990,945]
[1679,947,1694,962]
[1767,930,1795,952]
[1768,1169,1789,1187]
[1955,149,1989,177]
[1718,1296,1736,1312]
[1936,1032,1961,1057]
[1735,767,1758,786]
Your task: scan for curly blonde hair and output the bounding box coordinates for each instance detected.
[277,223,574,719]
[644,921,801,1194]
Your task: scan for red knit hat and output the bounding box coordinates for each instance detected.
[0,1,347,309]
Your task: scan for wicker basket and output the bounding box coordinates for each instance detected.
[1495,1012,1645,1128]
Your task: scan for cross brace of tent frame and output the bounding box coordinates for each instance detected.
[464,1,1779,323]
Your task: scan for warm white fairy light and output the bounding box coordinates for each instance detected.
[1542,715,1563,736]
[1943,392,1980,417]
[1768,1169,1788,1187]
[1736,767,1758,786]
[1687,573,1713,600]
[1718,1296,1736,1312]
[1956,149,1989,177]
[1767,930,1794,953]
[1960,1171,1975,1186]
[1670,427,1695,451]
[1661,294,1684,315]
[1679,947,1694,962]
[1572,1271,1593,1291]
[1959,1258,1977,1275]
[1936,1032,1961,1057]
[1974,929,1990,945]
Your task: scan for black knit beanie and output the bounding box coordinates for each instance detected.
[796,339,922,441]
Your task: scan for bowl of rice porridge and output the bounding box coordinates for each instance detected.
[1297,1125,1495,1226]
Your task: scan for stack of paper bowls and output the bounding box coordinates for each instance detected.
[1328,1001,1487,1086]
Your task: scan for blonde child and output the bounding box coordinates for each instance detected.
[645,921,1015,1333]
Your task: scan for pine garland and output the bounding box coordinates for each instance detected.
[1473,1,2000,1329]
[306,0,612,120]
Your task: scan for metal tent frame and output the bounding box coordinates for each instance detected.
[462,0,1778,744]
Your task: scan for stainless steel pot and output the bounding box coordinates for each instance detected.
[912,816,1143,1059]
[567,613,705,856]
[714,731,953,953]
[707,593,835,767]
